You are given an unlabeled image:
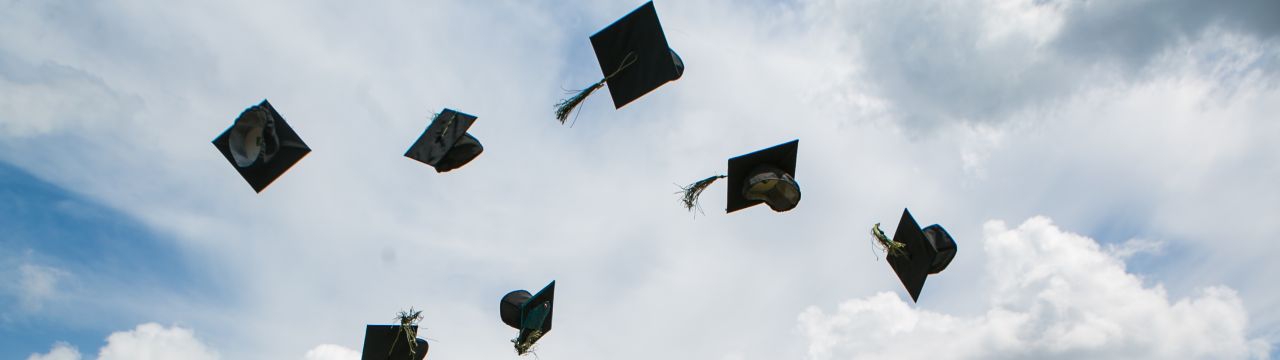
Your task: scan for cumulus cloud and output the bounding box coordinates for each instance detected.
[303,344,359,360]
[799,217,1271,359]
[28,323,218,360]
[97,323,218,360]
[33,330,362,360]
[27,342,81,360]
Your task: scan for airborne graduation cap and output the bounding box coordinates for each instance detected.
[680,140,801,214]
[871,209,958,302]
[554,1,685,124]
[212,100,311,193]
[500,281,555,355]
[361,309,429,360]
[404,109,484,173]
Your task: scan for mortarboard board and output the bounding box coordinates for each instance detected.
[555,1,684,124]
[361,325,429,360]
[404,109,484,173]
[679,140,801,214]
[212,100,311,193]
[876,208,958,302]
[499,281,555,355]
[590,1,683,109]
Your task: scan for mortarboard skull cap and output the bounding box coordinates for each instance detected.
[726,140,800,213]
[212,100,311,193]
[361,325,428,360]
[404,109,483,173]
[886,209,957,302]
[500,280,555,355]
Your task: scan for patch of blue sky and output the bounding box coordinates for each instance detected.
[0,161,221,359]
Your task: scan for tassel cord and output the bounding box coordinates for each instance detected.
[871,223,908,259]
[679,175,726,212]
[389,308,423,358]
[555,52,640,124]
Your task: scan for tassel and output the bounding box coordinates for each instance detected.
[679,175,726,211]
[513,330,542,355]
[555,81,606,124]
[431,112,451,146]
[390,308,424,358]
[871,223,909,259]
[554,52,639,125]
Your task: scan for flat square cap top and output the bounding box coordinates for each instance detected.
[725,140,799,213]
[361,325,426,360]
[404,109,478,166]
[211,100,311,193]
[887,208,939,302]
[589,1,680,109]
[524,280,555,334]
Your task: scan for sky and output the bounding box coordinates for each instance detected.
[1,0,1278,359]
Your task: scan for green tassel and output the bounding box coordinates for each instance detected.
[872,223,908,259]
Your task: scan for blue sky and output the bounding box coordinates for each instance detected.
[0,162,229,359]
[2,1,1279,359]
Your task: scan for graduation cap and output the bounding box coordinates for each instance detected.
[361,325,428,360]
[679,140,801,214]
[212,100,311,193]
[500,281,555,355]
[872,208,958,302]
[404,109,484,173]
[554,1,684,124]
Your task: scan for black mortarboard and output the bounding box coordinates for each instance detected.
[590,1,682,109]
[212,100,311,193]
[725,139,800,213]
[404,109,484,173]
[499,281,555,355]
[361,325,429,360]
[884,208,958,302]
[554,1,684,123]
[679,140,801,214]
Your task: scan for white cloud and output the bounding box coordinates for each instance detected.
[36,334,370,360]
[17,263,66,312]
[303,344,359,360]
[29,324,217,360]
[97,323,218,360]
[799,217,1271,359]
[28,342,81,360]
[1104,238,1164,259]
[0,54,141,138]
